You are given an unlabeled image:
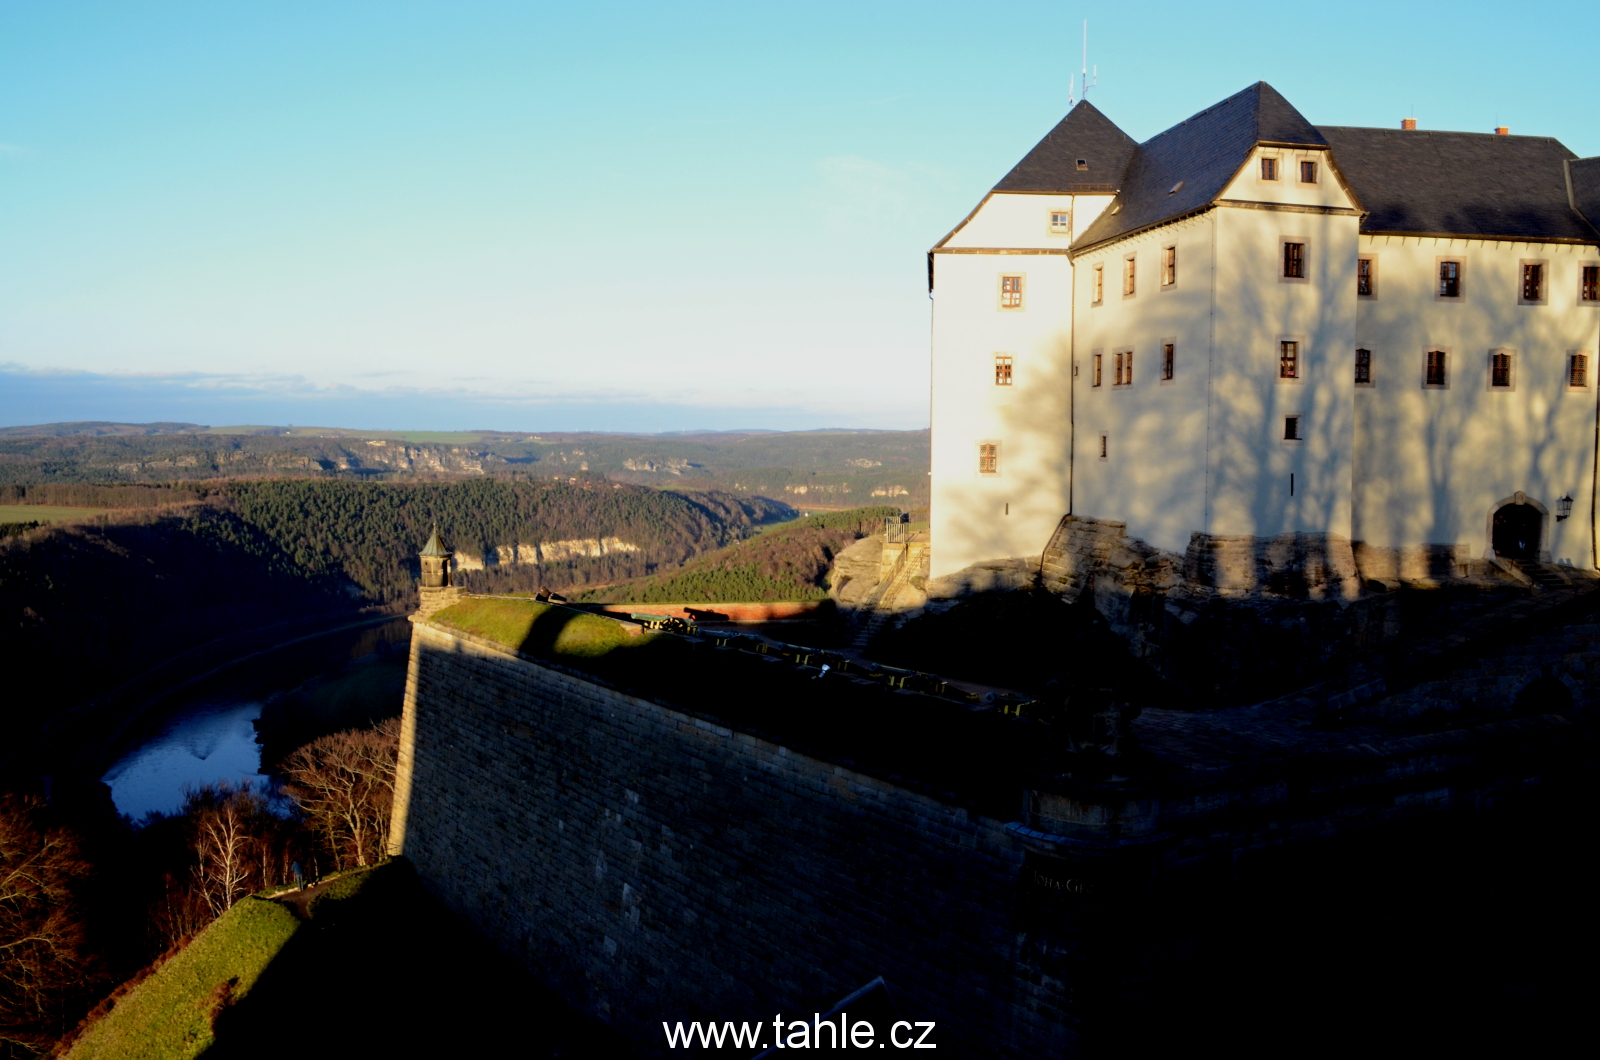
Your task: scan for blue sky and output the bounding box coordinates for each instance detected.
[3,1,1596,432]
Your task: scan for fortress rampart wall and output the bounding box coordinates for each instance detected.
[390,608,1596,1057]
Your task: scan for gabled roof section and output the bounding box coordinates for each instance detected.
[1318,128,1598,243]
[1073,82,1326,252]
[1571,157,1600,233]
[993,100,1137,194]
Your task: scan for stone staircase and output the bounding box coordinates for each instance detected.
[850,549,913,649]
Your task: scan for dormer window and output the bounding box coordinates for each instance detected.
[1261,157,1279,180]
[1076,159,1088,171]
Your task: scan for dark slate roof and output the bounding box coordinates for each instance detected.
[1318,127,1598,242]
[420,527,451,557]
[1073,82,1326,251]
[993,100,1137,194]
[1567,157,1600,234]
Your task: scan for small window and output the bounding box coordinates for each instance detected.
[1283,242,1306,279]
[1284,415,1301,441]
[1491,349,1513,389]
[1162,342,1175,381]
[1161,246,1177,287]
[1279,340,1299,380]
[1581,265,1599,303]
[1049,210,1071,234]
[1439,261,1461,298]
[1112,350,1132,386]
[1571,354,1590,388]
[1076,158,1088,171]
[999,274,1024,309]
[994,355,1013,386]
[1522,262,1544,302]
[1425,349,1448,387]
[1122,255,1136,297]
[1092,264,1104,303]
[1355,348,1372,385]
[1098,433,1108,460]
[1092,352,1103,387]
[1357,258,1374,297]
[978,443,999,475]
[1261,157,1278,181]
[1300,159,1317,183]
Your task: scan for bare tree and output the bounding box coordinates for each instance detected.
[0,794,98,1058]
[182,782,294,919]
[280,719,398,871]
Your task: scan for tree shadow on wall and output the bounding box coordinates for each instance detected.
[201,860,635,1060]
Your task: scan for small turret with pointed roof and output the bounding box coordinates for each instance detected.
[419,526,452,588]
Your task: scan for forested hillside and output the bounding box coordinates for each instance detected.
[222,479,791,601]
[0,508,356,743]
[573,506,899,603]
[0,480,797,733]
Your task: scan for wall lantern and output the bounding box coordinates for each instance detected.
[1557,495,1574,521]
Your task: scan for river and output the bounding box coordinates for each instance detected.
[100,617,413,819]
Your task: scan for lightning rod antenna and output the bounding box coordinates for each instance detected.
[1079,20,1097,101]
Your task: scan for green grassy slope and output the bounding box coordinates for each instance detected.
[64,898,299,1060]
[63,862,628,1060]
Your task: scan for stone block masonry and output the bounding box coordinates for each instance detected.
[389,621,1055,1057]
[390,607,1595,1057]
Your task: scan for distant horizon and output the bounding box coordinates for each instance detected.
[0,417,928,439]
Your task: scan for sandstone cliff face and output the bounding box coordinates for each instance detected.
[827,534,884,609]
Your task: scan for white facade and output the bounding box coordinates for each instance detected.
[930,85,1600,580]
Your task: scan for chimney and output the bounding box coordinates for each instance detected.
[1495,126,1510,135]
[1401,118,1418,131]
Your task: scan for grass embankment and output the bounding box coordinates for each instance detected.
[571,505,900,604]
[64,861,628,1060]
[433,597,662,658]
[64,894,302,1060]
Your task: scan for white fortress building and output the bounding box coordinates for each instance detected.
[929,82,1600,589]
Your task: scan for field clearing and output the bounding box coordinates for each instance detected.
[0,504,109,523]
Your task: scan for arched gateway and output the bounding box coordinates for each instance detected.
[1492,502,1543,561]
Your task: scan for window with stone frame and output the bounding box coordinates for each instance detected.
[1112,350,1132,386]
[1092,264,1104,303]
[1571,354,1590,388]
[999,274,1024,309]
[1049,210,1071,235]
[1299,159,1317,183]
[1522,262,1544,302]
[1355,348,1372,385]
[978,442,999,474]
[1092,352,1103,387]
[1163,342,1175,380]
[1491,349,1513,389]
[994,355,1013,386]
[1261,157,1278,181]
[1439,260,1462,298]
[1122,255,1136,297]
[1284,415,1302,440]
[1582,265,1599,303]
[1357,257,1374,296]
[1279,340,1299,379]
[1425,349,1448,387]
[1283,242,1306,279]
[1162,246,1177,287]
